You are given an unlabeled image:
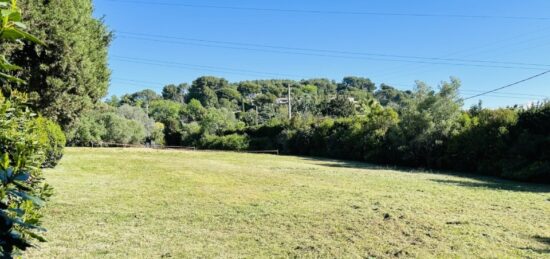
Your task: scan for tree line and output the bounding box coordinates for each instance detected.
[0,0,548,256]
[73,76,549,183]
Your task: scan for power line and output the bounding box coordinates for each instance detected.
[112,77,167,85]
[116,35,548,71]
[111,55,310,78]
[103,0,550,21]
[117,31,550,68]
[460,89,549,98]
[463,70,550,100]
[376,27,550,79]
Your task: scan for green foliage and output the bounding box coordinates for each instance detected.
[0,92,52,257]
[186,76,228,107]
[35,117,66,168]
[385,79,463,167]
[117,104,156,138]
[96,75,548,182]
[150,122,165,145]
[445,108,518,174]
[161,84,187,103]
[1,0,111,129]
[0,0,41,84]
[374,83,412,108]
[0,2,52,256]
[337,76,376,93]
[323,95,356,117]
[68,104,147,146]
[121,89,160,107]
[199,107,245,135]
[502,102,550,182]
[66,109,106,146]
[198,134,249,151]
[148,99,184,145]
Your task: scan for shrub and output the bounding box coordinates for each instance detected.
[151,122,166,145]
[35,117,66,168]
[0,92,52,256]
[66,110,106,146]
[198,134,250,151]
[502,102,550,183]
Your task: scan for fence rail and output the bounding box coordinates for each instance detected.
[88,142,278,155]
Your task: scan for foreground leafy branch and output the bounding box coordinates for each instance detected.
[1,0,51,257]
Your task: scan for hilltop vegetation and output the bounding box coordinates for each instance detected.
[70,76,549,183]
[26,148,550,258]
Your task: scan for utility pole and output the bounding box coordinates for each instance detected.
[255,104,259,126]
[287,83,292,120]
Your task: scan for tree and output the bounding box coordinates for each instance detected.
[117,104,156,137]
[186,76,228,107]
[323,95,356,117]
[237,81,261,97]
[66,109,106,146]
[120,89,160,107]
[301,78,337,96]
[162,84,187,103]
[337,76,376,93]
[101,113,146,144]
[148,99,185,145]
[387,78,463,167]
[1,0,111,130]
[374,84,412,108]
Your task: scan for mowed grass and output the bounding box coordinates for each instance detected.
[26,148,550,258]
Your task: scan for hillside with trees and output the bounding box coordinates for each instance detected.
[70,76,549,183]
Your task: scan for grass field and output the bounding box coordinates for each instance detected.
[25,148,549,258]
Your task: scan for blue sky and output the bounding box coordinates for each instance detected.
[94,0,550,108]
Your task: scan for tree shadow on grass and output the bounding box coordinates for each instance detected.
[430,179,550,193]
[300,156,386,171]
[522,235,550,254]
[299,156,550,194]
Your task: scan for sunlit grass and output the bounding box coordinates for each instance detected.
[26,148,550,258]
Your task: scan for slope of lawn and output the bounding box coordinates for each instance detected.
[26,148,550,258]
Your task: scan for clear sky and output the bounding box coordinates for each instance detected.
[94,0,550,108]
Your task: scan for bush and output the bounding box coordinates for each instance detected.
[0,92,52,256]
[502,102,550,183]
[66,110,106,146]
[198,134,250,151]
[35,117,66,168]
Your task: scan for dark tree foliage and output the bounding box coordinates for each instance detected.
[162,83,187,103]
[301,78,337,96]
[374,84,412,108]
[186,76,229,107]
[337,76,376,93]
[120,89,161,107]
[1,0,112,130]
[501,103,549,182]
[0,2,57,256]
[323,95,356,117]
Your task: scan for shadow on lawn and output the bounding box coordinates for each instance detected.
[526,235,550,254]
[300,156,550,194]
[430,179,550,193]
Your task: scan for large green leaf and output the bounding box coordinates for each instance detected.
[0,71,25,84]
[1,27,44,45]
[10,191,45,207]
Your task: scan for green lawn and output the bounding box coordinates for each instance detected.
[26,148,550,258]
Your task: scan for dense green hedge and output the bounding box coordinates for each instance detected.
[223,103,549,183]
[35,117,66,168]
[198,134,250,151]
